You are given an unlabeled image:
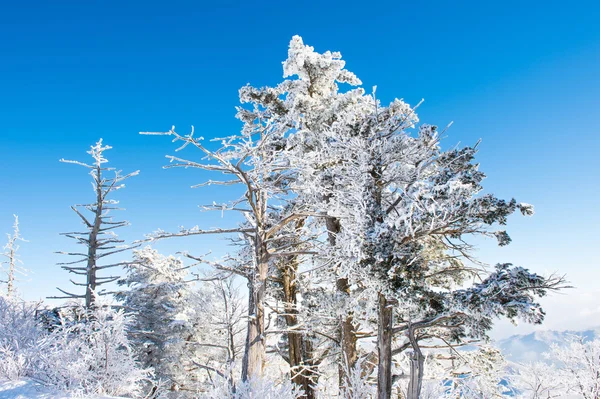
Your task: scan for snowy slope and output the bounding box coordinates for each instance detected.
[0,379,122,399]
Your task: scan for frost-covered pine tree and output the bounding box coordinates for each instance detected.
[141,36,368,394]
[1,215,26,297]
[208,36,374,395]
[272,37,566,398]
[118,246,200,394]
[53,140,139,308]
[139,36,567,398]
[120,246,247,396]
[279,37,370,391]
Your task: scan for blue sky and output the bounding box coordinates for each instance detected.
[0,1,598,338]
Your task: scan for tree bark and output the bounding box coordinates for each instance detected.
[242,239,268,380]
[377,294,393,399]
[406,327,424,399]
[283,263,317,398]
[338,277,358,394]
[325,214,358,394]
[279,218,318,398]
[6,240,15,298]
[85,164,103,309]
[241,190,272,381]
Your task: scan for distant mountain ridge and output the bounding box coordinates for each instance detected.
[498,327,599,363]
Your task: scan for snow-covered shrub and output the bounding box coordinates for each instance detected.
[340,357,375,399]
[0,344,30,381]
[0,295,42,380]
[201,375,304,399]
[33,296,152,397]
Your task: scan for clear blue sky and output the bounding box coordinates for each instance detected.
[0,1,598,338]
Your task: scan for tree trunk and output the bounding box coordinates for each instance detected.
[6,245,15,297]
[242,278,266,381]
[280,218,318,398]
[325,214,358,394]
[242,242,267,380]
[303,339,320,399]
[283,262,316,398]
[287,332,318,399]
[406,328,424,399]
[337,277,358,395]
[85,164,103,309]
[377,294,393,399]
[242,291,265,381]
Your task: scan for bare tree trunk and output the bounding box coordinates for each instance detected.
[281,241,317,399]
[325,215,358,394]
[3,215,22,298]
[242,242,268,380]
[377,294,393,399]
[283,262,309,393]
[338,277,358,394]
[6,243,15,298]
[85,164,103,309]
[287,333,319,399]
[303,339,320,399]
[406,327,424,399]
[242,189,270,381]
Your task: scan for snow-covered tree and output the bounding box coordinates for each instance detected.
[199,276,247,387]
[1,215,26,297]
[141,90,317,381]
[272,37,566,399]
[140,36,374,395]
[118,246,199,394]
[510,361,563,399]
[182,36,374,396]
[511,337,600,399]
[138,36,567,398]
[279,36,370,392]
[53,140,139,308]
[547,337,600,399]
[119,246,248,396]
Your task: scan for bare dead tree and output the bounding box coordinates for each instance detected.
[1,215,26,297]
[50,139,139,309]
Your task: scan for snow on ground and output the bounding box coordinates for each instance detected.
[0,379,121,399]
